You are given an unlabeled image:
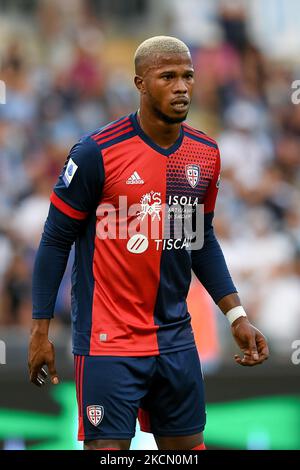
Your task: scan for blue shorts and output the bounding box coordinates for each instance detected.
[74,347,206,441]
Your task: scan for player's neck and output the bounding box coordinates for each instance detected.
[137,108,182,149]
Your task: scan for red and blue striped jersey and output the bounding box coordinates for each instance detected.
[34,112,236,356]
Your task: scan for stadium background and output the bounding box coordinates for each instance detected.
[0,0,299,450]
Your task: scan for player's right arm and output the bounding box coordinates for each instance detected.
[28,137,104,387]
[29,319,58,386]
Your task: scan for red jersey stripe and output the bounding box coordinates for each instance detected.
[183,123,206,135]
[79,356,85,418]
[93,117,130,139]
[77,356,85,440]
[183,125,217,144]
[50,191,88,220]
[192,443,206,450]
[138,408,151,433]
[95,127,134,145]
[93,120,131,141]
[74,356,79,403]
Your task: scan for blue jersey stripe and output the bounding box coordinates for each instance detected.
[95,130,137,150]
[184,131,218,149]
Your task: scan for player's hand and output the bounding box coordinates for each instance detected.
[231,317,269,366]
[28,331,59,387]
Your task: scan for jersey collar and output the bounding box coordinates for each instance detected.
[130,111,184,157]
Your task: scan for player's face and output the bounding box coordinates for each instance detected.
[141,53,194,124]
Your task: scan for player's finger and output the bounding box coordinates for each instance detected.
[246,335,259,361]
[255,336,269,362]
[234,354,242,364]
[255,329,270,353]
[47,360,59,385]
[258,349,269,362]
[234,354,251,365]
[258,343,270,360]
[234,354,263,367]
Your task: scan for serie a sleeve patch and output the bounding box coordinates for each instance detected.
[63,157,78,187]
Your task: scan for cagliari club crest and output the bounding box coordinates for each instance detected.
[87,405,104,426]
[185,164,200,188]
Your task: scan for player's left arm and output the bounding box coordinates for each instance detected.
[191,147,269,366]
[218,293,269,366]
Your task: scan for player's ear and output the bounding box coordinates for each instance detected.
[134,75,146,94]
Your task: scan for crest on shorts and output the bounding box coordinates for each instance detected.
[87,405,104,426]
[185,164,200,188]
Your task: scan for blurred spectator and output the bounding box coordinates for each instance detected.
[255,252,300,356]
[1,252,31,326]
[218,99,273,190]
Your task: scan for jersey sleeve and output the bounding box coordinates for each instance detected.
[191,212,237,304]
[192,147,237,303]
[203,147,220,214]
[32,137,104,319]
[50,137,105,220]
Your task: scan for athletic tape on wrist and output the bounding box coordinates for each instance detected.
[225,306,247,325]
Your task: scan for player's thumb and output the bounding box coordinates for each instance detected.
[248,335,259,361]
[48,360,59,385]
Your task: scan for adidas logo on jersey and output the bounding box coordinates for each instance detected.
[126,171,144,184]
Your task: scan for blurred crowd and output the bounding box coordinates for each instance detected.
[0,0,299,356]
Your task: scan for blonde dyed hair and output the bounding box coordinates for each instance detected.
[134,36,190,74]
